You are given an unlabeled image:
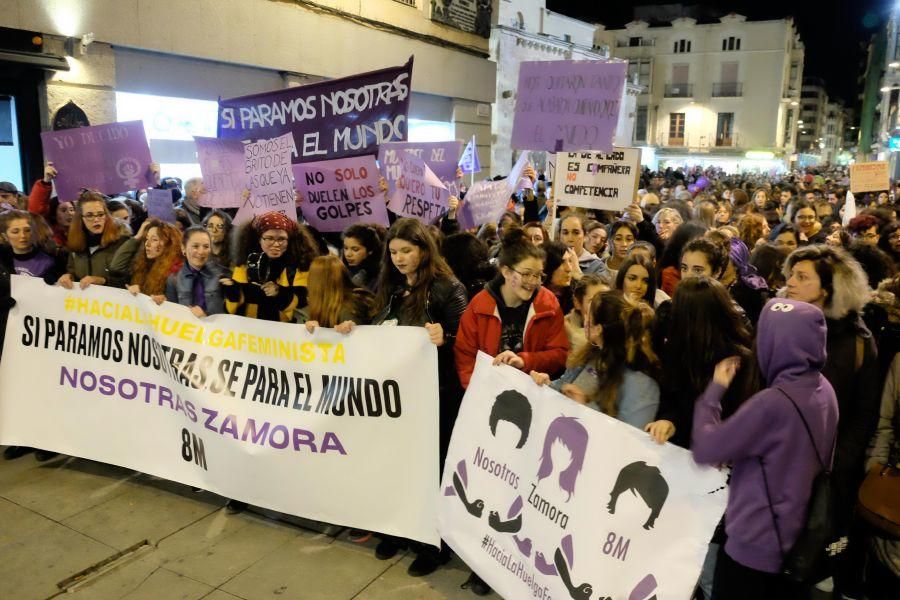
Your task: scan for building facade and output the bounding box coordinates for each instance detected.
[600,13,804,173]
[0,0,498,188]
[490,0,640,174]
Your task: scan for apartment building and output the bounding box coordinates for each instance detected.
[601,13,804,172]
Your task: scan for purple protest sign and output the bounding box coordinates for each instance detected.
[294,155,388,232]
[511,60,627,153]
[41,120,153,201]
[145,188,177,223]
[219,59,413,164]
[233,133,297,226]
[378,140,462,197]
[387,153,449,224]
[457,151,530,230]
[194,137,246,208]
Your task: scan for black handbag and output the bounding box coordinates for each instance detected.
[759,387,838,584]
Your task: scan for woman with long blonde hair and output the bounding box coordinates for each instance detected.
[299,254,374,333]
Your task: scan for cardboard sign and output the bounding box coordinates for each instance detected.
[145,188,177,223]
[439,353,728,600]
[511,60,627,153]
[194,137,247,208]
[41,120,153,201]
[294,155,389,232]
[233,133,297,226]
[553,148,642,211]
[849,161,889,194]
[386,152,450,224]
[218,59,413,164]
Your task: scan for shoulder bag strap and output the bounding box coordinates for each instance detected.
[758,455,787,558]
[774,387,836,473]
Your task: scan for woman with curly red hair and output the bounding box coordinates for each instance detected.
[109,218,183,301]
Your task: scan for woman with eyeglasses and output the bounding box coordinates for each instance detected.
[787,200,826,244]
[201,210,233,269]
[455,227,569,389]
[220,212,320,323]
[57,191,131,289]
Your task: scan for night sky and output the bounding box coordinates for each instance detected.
[546,0,890,111]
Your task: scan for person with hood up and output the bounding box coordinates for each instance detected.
[692,298,839,599]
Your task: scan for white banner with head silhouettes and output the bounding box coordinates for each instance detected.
[439,352,728,600]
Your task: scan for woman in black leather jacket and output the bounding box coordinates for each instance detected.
[372,217,468,576]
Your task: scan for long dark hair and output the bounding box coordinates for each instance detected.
[231,221,320,270]
[342,223,385,276]
[657,222,707,275]
[376,217,455,323]
[202,209,234,261]
[664,276,751,393]
[615,254,658,304]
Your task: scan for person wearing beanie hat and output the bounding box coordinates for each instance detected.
[220,211,319,324]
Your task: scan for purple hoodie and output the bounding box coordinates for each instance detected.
[692,298,839,573]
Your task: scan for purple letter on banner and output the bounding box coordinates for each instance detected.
[194,137,247,208]
[41,120,153,202]
[387,153,449,225]
[294,155,388,232]
[379,141,462,197]
[457,181,513,230]
[218,59,413,164]
[511,60,627,153]
[145,188,177,223]
[233,133,297,226]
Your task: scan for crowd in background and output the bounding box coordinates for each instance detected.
[0,158,898,600]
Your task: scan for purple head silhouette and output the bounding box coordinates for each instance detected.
[536,416,588,501]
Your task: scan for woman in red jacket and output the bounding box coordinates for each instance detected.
[455,227,569,390]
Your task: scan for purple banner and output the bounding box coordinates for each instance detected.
[387,153,449,224]
[145,188,177,223]
[233,133,297,226]
[511,60,627,153]
[194,137,246,208]
[294,155,389,232]
[218,59,413,164]
[378,140,462,197]
[41,120,153,202]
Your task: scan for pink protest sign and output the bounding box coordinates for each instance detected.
[386,153,449,224]
[511,60,627,153]
[294,155,388,232]
[194,137,246,208]
[233,133,297,226]
[379,141,462,196]
[457,151,530,230]
[41,120,153,201]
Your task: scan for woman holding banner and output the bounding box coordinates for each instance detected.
[341,223,384,292]
[371,217,467,576]
[57,190,131,290]
[109,218,183,300]
[166,226,225,317]
[297,255,374,331]
[221,212,319,323]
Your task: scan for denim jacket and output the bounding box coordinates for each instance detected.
[166,262,225,315]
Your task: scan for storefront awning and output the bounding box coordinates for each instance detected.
[0,49,68,71]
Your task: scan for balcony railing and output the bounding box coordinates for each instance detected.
[655,132,743,149]
[664,83,693,98]
[616,38,656,47]
[712,82,743,97]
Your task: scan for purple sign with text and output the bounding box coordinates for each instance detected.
[294,155,389,232]
[379,140,462,197]
[511,60,627,153]
[457,151,530,230]
[218,59,413,164]
[387,153,449,224]
[146,188,177,223]
[194,137,247,208]
[41,120,153,202]
[233,133,297,226]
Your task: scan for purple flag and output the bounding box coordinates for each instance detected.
[458,135,481,174]
[41,120,153,202]
[386,153,449,224]
[145,188,177,223]
[378,141,462,197]
[194,137,247,208]
[511,60,627,153]
[294,155,389,232]
[218,59,413,164]
[232,133,297,226]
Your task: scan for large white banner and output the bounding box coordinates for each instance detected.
[0,276,439,545]
[439,353,728,599]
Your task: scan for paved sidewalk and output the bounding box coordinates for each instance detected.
[0,451,478,600]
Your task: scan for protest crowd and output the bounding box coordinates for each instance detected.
[1,143,900,600]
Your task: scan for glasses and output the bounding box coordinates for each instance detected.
[855,232,879,240]
[511,269,544,282]
[261,236,289,245]
[795,215,817,222]
[82,213,106,221]
[206,223,226,231]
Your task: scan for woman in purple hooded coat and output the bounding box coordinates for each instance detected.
[692,298,839,599]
